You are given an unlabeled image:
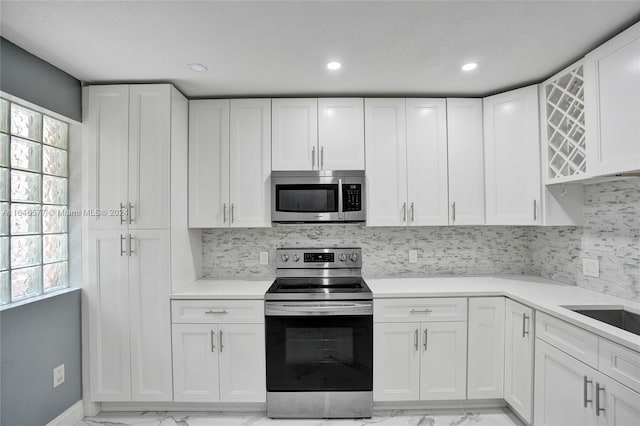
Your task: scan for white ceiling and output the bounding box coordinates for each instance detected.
[1,1,640,98]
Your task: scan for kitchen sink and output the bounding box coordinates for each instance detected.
[565,306,640,336]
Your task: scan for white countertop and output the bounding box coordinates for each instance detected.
[172,279,273,299]
[171,275,640,352]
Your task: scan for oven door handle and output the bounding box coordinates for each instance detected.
[265,302,373,316]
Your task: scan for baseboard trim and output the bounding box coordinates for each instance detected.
[100,401,267,412]
[373,398,507,411]
[46,400,84,426]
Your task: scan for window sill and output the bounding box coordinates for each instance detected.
[0,287,80,312]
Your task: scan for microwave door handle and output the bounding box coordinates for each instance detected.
[338,178,344,220]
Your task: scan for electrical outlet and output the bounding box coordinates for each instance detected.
[583,258,600,278]
[53,364,65,388]
[409,249,418,264]
[259,251,269,265]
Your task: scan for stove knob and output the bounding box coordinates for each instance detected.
[339,253,347,261]
[349,253,358,262]
[293,254,300,262]
[281,254,289,262]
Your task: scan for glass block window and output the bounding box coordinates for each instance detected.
[0,98,69,305]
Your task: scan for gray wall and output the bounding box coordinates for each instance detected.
[0,37,81,121]
[0,289,82,426]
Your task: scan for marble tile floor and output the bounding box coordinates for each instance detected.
[78,408,524,426]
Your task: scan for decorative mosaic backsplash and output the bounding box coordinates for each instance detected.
[529,178,640,302]
[202,178,640,302]
[203,225,530,279]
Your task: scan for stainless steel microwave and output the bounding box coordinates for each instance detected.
[271,170,366,223]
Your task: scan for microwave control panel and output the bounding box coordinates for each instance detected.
[342,184,362,211]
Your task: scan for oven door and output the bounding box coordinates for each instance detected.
[271,177,342,222]
[265,314,373,392]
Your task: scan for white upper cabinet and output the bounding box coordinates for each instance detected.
[446,99,485,225]
[365,98,449,227]
[229,99,271,228]
[585,21,640,176]
[272,98,364,171]
[318,98,365,170]
[406,99,449,226]
[188,99,270,228]
[365,98,408,226]
[188,99,230,228]
[484,85,541,225]
[271,98,318,170]
[86,85,171,230]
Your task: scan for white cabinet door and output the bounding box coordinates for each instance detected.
[87,230,131,401]
[365,99,407,227]
[128,230,172,401]
[271,98,318,171]
[598,373,640,426]
[405,99,449,226]
[85,85,129,230]
[318,98,365,170]
[585,21,640,176]
[420,322,467,400]
[534,339,597,426]
[373,322,420,401]
[467,297,505,399]
[504,299,534,423]
[172,324,220,402]
[128,85,171,230]
[218,323,266,402]
[484,86,541,225]
[446,98,485,225]
[188,100,230,228]
[229,99,271,228]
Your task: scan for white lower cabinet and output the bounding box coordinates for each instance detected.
[535,339,640,426]
[504,299,534,423]
[467,297,505,399]
[171,302,266,403]
[373,299,467,402]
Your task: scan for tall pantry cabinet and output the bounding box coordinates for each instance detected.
[84,84,196,402]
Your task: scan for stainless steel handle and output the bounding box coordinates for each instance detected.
[312,146,316,169]
[219,329,224,352]
[410,308,432,314]
[320,146,324,169]
[223,203,227,223]
[410,202,415,223]
[128,202,135,224]
[338,178,344,220]
[522,313,530,338]
[583,376,593,408]
[452,201,456,223]
[210,330,215,352]
[231,204,235,223]
[128,234,135,256]
[595,383,605,416]
[120,234,126,256]
[205,310,228,314]
[120,203,126,225]
[402,202,407,222]
[423,328,428,351]
[414,328,419,351]
[533,199,537,222]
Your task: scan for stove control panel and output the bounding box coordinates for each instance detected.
[276,248,362,269]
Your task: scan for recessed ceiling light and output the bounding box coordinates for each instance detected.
[188,63,208,72]
[327,61,342,71]
[462,62,478,72]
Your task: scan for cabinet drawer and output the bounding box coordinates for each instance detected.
[171,300,264,324]
[599,338,640,393]
[536,312,598,368]
[374,298,467,323]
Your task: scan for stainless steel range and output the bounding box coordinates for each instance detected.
[265,247,373,419]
